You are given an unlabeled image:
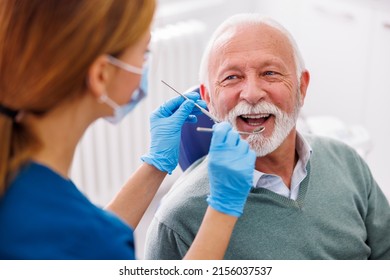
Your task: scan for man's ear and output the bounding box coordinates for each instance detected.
[199,84,211,106]
[299,70,310,106]
[87,55,114,98]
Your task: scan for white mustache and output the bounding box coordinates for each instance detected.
[224,100,299,157]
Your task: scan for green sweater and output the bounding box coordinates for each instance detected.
[144,136,390,259]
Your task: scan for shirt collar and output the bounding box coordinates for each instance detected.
[252,132,312,186]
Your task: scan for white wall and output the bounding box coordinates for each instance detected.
[364,1,390,199]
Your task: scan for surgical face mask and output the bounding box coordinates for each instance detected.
[99,55,149,124]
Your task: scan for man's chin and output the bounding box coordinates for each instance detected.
[248,138,276,157]
[253,147,275,158]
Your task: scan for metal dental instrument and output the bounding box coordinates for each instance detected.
[161,80,265,135]
[196,126,265,135]
[161,80,220,123]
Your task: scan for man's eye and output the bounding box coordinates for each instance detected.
[218,74,242,87]
[225,75,238,81]
[264,71,277,76]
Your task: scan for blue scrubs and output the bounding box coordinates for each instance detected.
[0,162,135,259]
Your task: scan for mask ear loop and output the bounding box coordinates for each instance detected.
[98,93,120,110]
[107,55,143,75]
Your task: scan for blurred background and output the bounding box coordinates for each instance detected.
[69,0,390,258]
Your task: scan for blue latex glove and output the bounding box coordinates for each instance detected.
[141,92,206,174]
[207,122,256,217]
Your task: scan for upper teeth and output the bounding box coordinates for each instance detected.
[241,114,270,119]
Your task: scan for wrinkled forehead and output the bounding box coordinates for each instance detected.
[210,23,295,68]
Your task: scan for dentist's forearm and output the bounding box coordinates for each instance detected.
[184,207,238,260]
[105,163,166,228]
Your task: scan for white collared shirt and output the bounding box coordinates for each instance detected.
[252,132,312,200]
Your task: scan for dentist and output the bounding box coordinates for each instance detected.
[0,0,255,259]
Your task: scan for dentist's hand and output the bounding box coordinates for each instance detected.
[207,122,256,217]
[141,92,206,174]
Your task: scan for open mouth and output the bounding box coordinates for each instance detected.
[237,113,271,132]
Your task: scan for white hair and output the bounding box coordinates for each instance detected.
[199,13,306,89]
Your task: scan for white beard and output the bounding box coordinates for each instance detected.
[210,95,301,157]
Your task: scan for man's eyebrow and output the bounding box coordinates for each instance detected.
[218,58,286,74]
[258,57,286,67]
[219,64,242,73]
[216,64,243,81]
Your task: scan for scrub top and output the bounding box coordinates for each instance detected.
[0,162,135,259]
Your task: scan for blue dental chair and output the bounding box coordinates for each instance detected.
[178,87,214,171]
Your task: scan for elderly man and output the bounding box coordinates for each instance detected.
[144,14,390,259]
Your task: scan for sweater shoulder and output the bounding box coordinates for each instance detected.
[305,134,367,165]
[305,134,375,194]
[305,134,358,155]
[154,157,209,232]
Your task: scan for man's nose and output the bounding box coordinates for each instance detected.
[240,76,266,104]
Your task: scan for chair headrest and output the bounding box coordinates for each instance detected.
[178,87,214,171]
